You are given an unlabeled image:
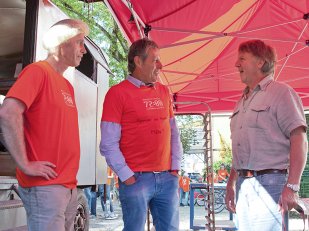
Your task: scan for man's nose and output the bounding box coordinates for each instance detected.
[157,61,163,69]
[81,44,87,54]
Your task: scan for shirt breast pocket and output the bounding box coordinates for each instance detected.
[249,104,270,129]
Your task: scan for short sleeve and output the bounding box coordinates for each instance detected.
[276,86,306,137]
[6,64,45,110]
[101,86,124,123]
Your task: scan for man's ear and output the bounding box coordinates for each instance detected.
[257,58,265,69]
[134,56,142,69]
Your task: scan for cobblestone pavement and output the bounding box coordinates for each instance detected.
[89,199,304,231]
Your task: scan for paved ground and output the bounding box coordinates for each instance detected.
[89,199,305,231]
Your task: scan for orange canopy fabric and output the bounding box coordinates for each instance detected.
[106,0,309,113]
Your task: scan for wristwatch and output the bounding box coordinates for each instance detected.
[286,183,300,192]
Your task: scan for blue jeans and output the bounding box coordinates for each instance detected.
[19,185,77,231]
[98,184,114,212]
[235,173,287,231]
[119,171,179,231]
[84,187,97,215]
[179,188,189,205]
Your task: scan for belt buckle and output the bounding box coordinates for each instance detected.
[153,171,161,174]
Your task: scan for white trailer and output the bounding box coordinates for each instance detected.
[0,0,109,230]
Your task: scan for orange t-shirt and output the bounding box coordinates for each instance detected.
[218,169,229,181]
[179,176,190,192]
[6,61,80,189]
[102,80,173,171]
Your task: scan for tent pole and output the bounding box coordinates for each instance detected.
[123,0,144,38]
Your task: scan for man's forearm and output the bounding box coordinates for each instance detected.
[288,126,308,184]
[0,112,29,171]
[226,168,238,188]
[100,121,134,181]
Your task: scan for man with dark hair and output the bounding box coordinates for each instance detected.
[225,39,307,231]
[100,38,183,231]
[0,19,88,231]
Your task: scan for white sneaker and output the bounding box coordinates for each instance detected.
[89,215,96,219]
[105,213,118,220]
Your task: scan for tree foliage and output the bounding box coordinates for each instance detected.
[175,115,203,170]
[175,115,203,154]
[176,115,203,153]
[213,132,232,172]
[52,0,128,86]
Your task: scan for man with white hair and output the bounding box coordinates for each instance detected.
[0,19,88,231]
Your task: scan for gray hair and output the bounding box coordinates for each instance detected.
[238,40,276,75]
[43,19,89,53]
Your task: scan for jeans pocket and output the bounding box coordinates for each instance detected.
[168,172,179,179]
[260,174,286,186]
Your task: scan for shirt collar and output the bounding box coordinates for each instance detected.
[126,75,155,88]
[258,74,273,91]
[242,74,273,98]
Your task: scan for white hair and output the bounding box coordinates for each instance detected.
[43,19,89,53]
[0,95,5,105]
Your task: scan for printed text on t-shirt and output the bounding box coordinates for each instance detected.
[143,98,164,110]
[61,90,75,107]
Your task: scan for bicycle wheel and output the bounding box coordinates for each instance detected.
[213,189,226,214]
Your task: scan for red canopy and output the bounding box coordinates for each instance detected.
[105,0,309,113]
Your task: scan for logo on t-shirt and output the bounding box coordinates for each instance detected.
[61,90,75,107]
[143,98,164,110]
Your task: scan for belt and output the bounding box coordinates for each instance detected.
[136,170,171,174]
[237,169,287,178]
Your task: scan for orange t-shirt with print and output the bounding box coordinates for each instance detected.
[6,61,80,189]
[179,176,190,192]
[102,80,173,171]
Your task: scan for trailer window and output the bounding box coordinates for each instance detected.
[76,46,96,83]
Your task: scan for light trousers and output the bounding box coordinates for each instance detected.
[235,173,287,231]
[19,185,77,231]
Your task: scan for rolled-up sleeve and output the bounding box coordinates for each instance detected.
[276,87,307,137]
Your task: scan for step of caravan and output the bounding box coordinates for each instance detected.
[3,226,27,231]
[0,199,26,230]
[0,199,23,210]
